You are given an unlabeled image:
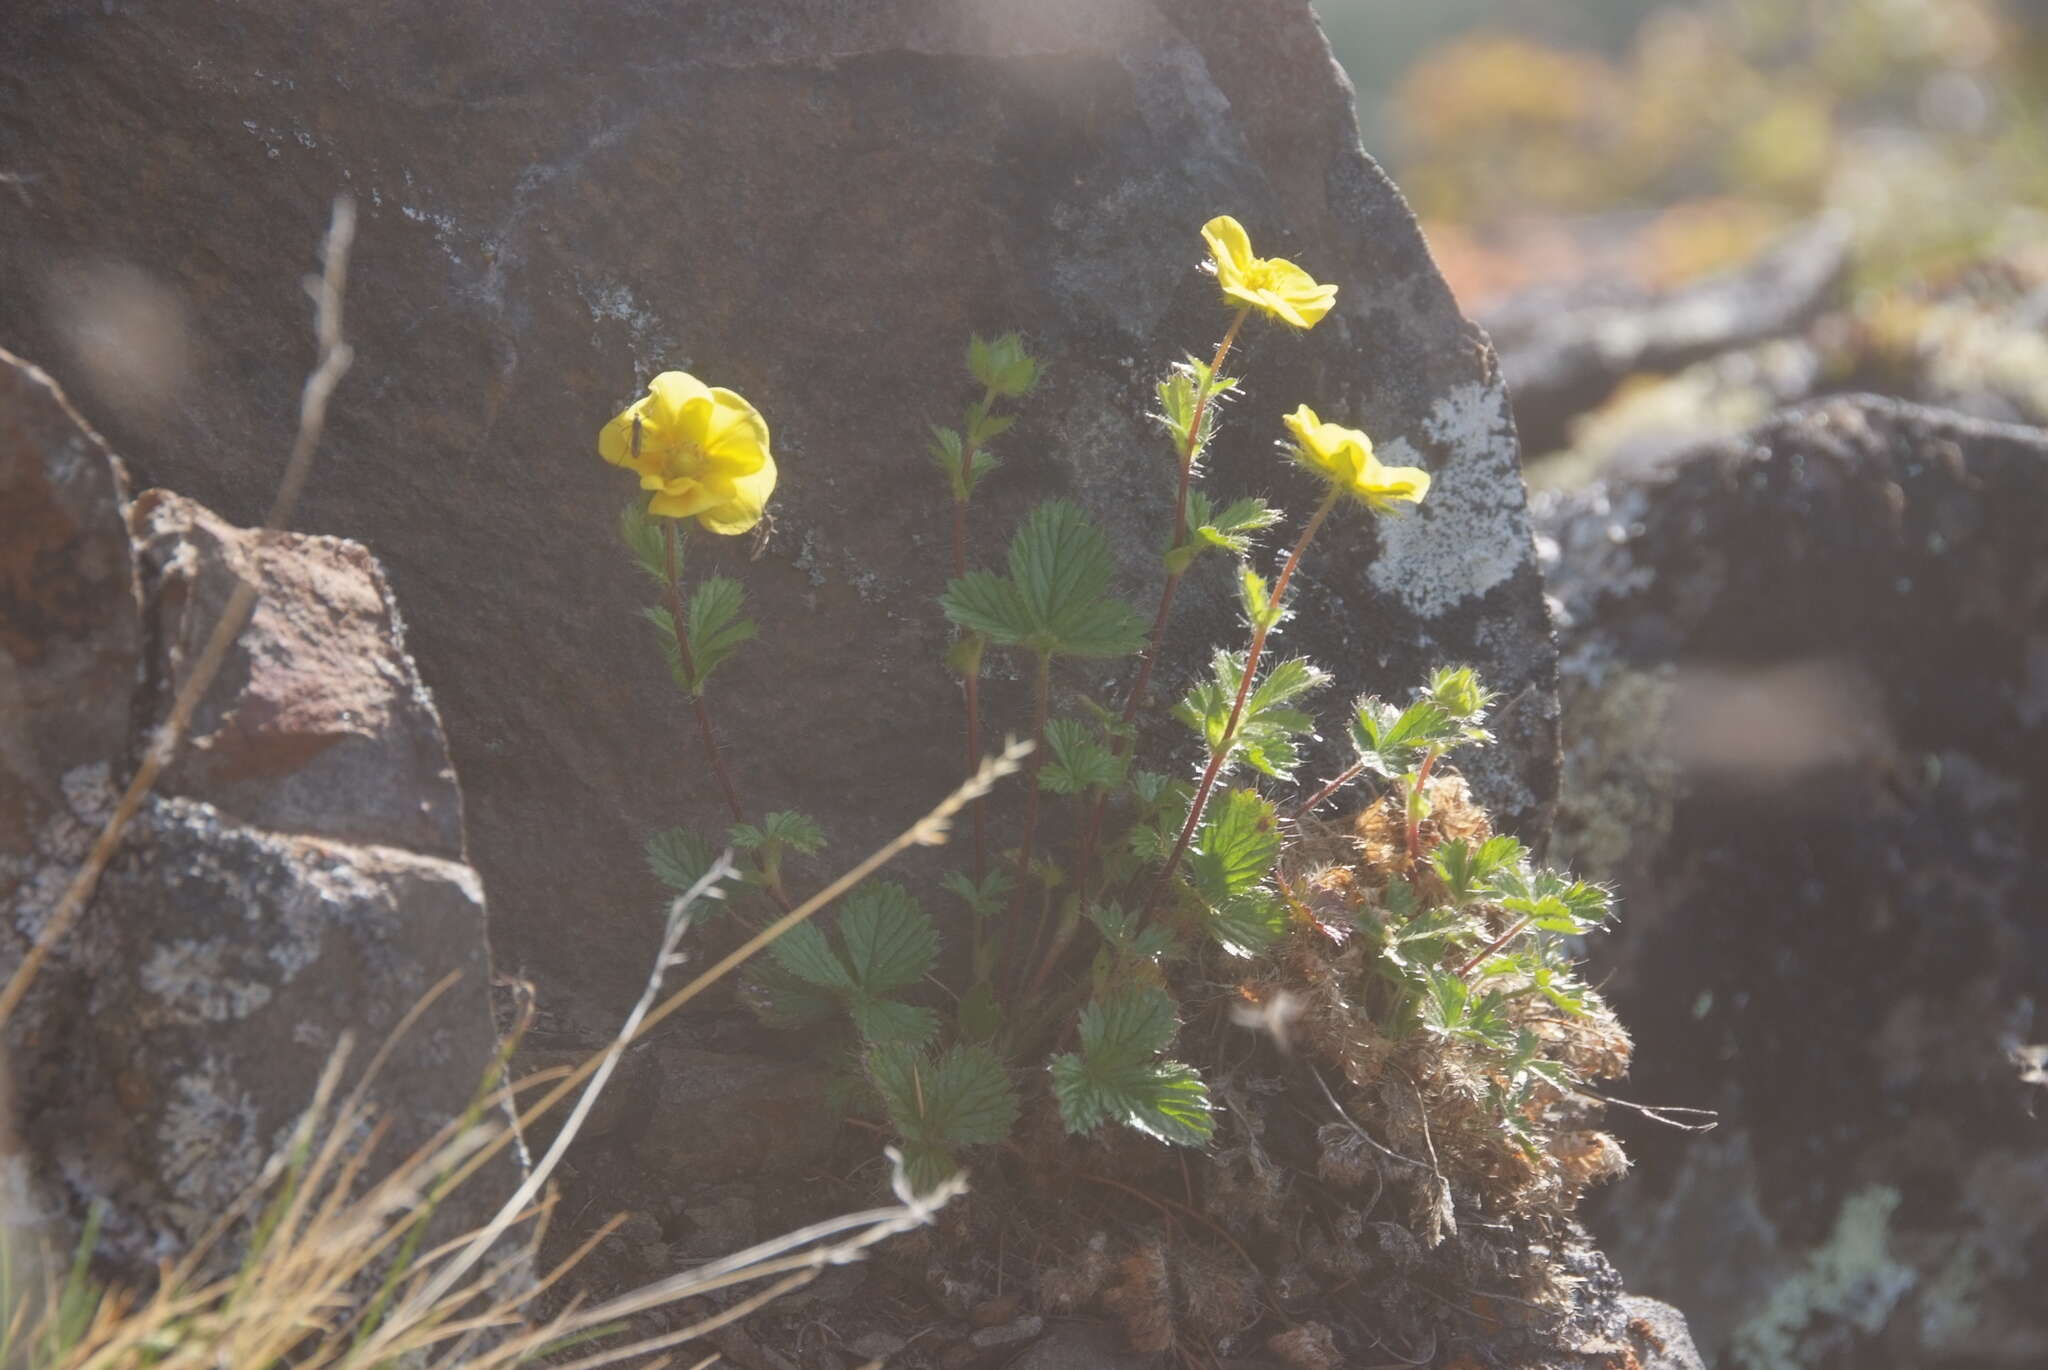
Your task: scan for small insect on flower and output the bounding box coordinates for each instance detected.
[599,371,777,534]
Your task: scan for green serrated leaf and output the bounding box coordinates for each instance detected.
[940,869,1015,919]
[1152,356,1238,459]
[1206,889,1287,959]
[923,1044,1019,1145]
[870,1043,1019,1151]
[1129,770,1183,812]
[1238,567,1283,633]
[685,576,757,694]
[1077,984,1178,1066]
[1348,693,1459,778]
[645,827,723,895]
[839,882,939,995]
[938,570,1032,642]
[967,332,1040,399]
[733,810,828,856]
[769,921,855,991]
[1433,834,1526,905]
[620,500,672,583]
[1085,903,1175,964]
[1173,651,1328,781]
[1049,1045,1212,1147]
[941,503,1145,658]
[965,404,1017,449]
[1186,789,1281,906]
[849,994,941,1047]
[1041,718,1127,795]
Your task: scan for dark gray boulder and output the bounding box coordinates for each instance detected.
[0,0,1558,1027]
[1539,396,2048,1369]
[1,351,509,1273]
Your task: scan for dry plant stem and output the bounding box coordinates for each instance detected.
[662,519,748,827]
[0,196,356,1029]
[393,855,737,1327]
[1150,484,1341,909]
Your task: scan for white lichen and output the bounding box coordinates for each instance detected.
[1368,382,1528,618]
[158,1062,265,1237]
[140,938,274,1022]
[1732,1184,1917,1370]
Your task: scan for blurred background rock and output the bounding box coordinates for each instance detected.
[1316,4,2048,1367]
[1320,0,2048,472]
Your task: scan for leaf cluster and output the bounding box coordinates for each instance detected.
[1175,652,1328,782]
[941,502,1146,659]
[765,882,942,1046]
[1049,985,1213,1147]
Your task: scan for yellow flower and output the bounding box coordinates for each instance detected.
[1201,216,1338,330]
[1282,405,1430,514]
[598,372,777,534]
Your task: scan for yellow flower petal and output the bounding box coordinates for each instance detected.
[648,482,724,520]
[645,371,714,431]
[599,371,779,534]
[1201,215,1255,276]
[1202,216,1338,331]
[1282,404,1429,514]
[695,449,777,535]
[699,387,772,473]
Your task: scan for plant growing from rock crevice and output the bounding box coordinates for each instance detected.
[605,214,1638,1357]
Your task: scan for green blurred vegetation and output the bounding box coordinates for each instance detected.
[1320,0,2048,300]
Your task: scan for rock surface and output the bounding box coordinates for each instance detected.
[1539,396,2048,1368]
[1485,214,1851,457]
[0,0,1559,1029]
[1,351,509,1272]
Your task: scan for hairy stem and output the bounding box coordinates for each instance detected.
[1291,757,1368,821]
[663,519,749,827]
[1068,308,1251,910]
[1119,307,1249,726]
[1454,914,1530,980]
[1404,747,1441,859]
[952,497,988,883]
[997,652,1055,983]
[1150,485,1341,909]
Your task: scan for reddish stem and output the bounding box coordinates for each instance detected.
[1149,486,1340,911]
[1404,748,1440,859]
[1290,758,1368,822]
[1454,915,1530,980]
[661,519,796,912]
[996,653,1055,983]
[1065,309,1250,916]
[664,520,748,826]
[953,495,988,882]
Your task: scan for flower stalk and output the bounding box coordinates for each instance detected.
[663,518,749,827]
[1072,307,1249,903]
[1149,484,1341,910]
